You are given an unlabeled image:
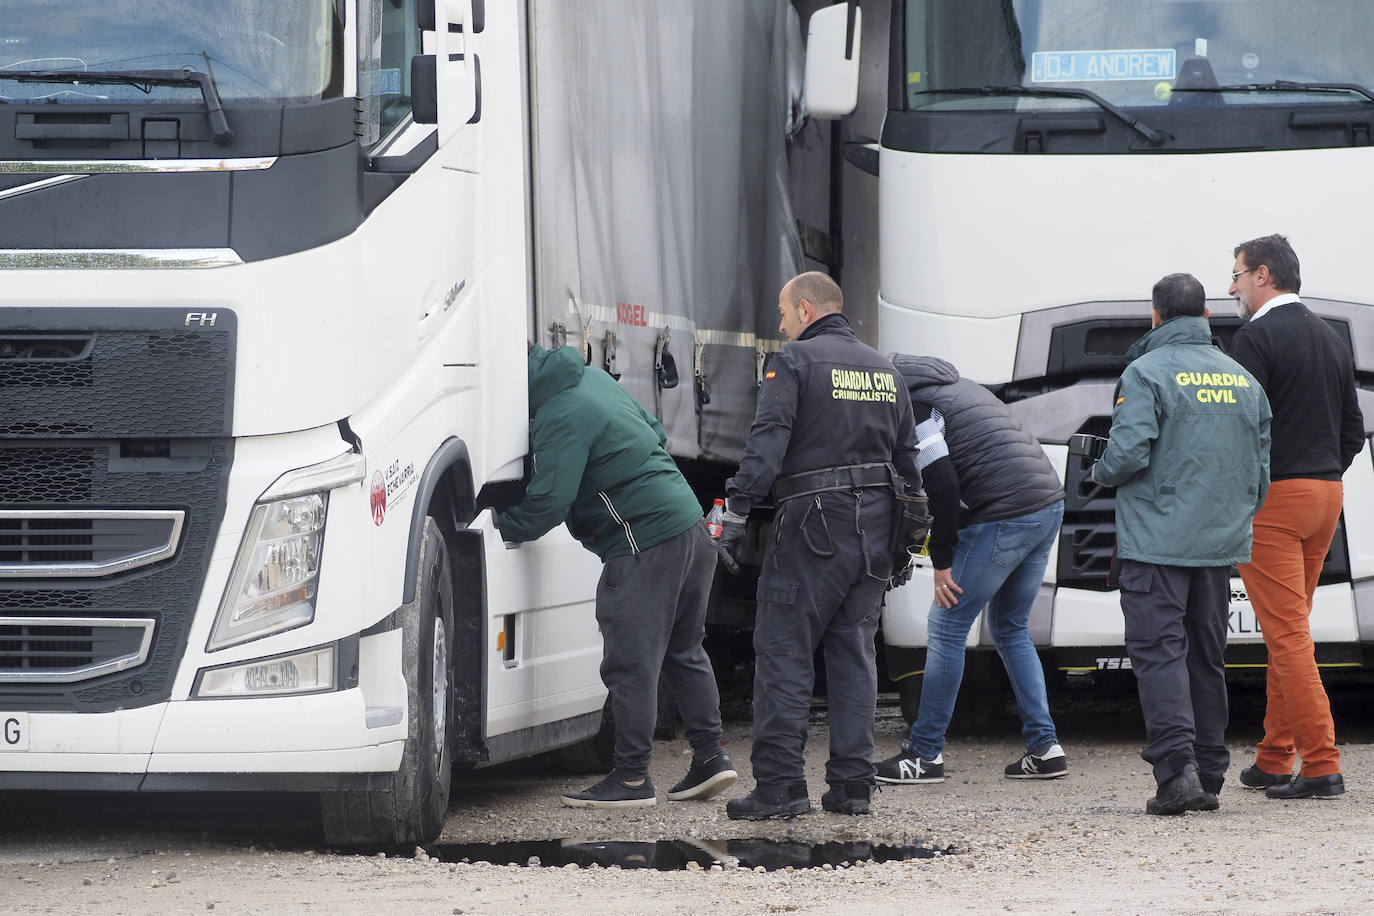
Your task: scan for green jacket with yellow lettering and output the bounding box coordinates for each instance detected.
[1094,316,1272,567]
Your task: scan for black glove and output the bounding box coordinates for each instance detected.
[887,556,914,591]
[716,510,748,574]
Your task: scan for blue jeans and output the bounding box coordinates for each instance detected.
[909,499,1064,759]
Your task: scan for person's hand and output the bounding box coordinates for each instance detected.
[716,510,748,574]
[933,567,962,608]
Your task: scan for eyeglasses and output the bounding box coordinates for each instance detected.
[1230,267,1256,282]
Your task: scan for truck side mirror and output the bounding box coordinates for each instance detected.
[804,2,862,120]
[412,55,438,124]
[416,0,483,141]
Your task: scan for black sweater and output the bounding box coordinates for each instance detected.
[1229,302,1364,481]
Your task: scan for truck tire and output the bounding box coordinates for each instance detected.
[897,650,1006,734]
[553,677,678,771]
[653,679,678,740]
[551,697,616,773]
[321,518,455,847]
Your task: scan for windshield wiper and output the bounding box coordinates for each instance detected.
[916,85,1167,146]
[1171,80,1374,105]
[4,68,234,144]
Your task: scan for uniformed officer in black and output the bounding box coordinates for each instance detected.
[718,271,922,819]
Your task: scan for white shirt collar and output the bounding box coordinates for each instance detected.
[1249,291,1300,324]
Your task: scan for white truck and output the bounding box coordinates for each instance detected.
[0,0,802,844]
[806,0,1374,716]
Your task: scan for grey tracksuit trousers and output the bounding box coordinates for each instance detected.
[595,520,724,780]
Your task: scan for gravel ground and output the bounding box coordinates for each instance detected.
[1,688,1371,915]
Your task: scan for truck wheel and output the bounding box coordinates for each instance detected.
[897,651,1006,734]
[653,679,678,740]
[554,678,678,770]
[322,518,455,847]
[897,675,923,726]
[551,697,616,773]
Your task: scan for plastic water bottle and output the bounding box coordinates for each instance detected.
[706,498,725,538]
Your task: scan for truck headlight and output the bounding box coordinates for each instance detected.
[208,493,328,651]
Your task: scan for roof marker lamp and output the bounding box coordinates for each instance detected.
[209,493,328,651]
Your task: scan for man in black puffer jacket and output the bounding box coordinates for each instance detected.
[876,355,1069,786]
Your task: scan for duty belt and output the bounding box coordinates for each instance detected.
[771,462,894,503]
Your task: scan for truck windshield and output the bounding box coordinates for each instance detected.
[0,0,343,104]
[904,0,1374,112]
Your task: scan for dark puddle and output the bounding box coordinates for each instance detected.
[429,838,947,871]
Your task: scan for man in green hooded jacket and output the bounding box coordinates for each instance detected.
[496,344,735,809]
[1093,273,1270,816]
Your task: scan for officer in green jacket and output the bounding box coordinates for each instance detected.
[1093,273,1271,816]
[496,344,736,809]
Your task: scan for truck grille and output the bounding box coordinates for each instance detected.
[0,509,184,577]
[0,617,154,683]
[1056,418,1351,590]
[0,306,235,712]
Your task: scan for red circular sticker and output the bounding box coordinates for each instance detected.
[370,470,387,526]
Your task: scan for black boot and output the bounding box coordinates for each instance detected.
[1146,762,1210,816]
[725,782,812,820]
[1197,771,1223,811]
[821,781,872,815]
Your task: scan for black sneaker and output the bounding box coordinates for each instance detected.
[1005,743,1068,779]
[667,753,738,801]
[560,771,657,809]
[875,741,944,784]
[1146,763,1210,816]
[1239,763,1290,789]
[725,782,812,820]
[821,782,872,815]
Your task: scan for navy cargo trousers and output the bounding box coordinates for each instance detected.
[1118,559,1231,789]
[751,488,895,790]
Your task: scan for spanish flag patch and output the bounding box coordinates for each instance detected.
[765,370,776,380]
[1116,395,1125,406]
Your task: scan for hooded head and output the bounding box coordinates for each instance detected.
[888,354,960,390]
[526,343,586,414]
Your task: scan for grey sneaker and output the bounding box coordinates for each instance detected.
[1005,743,1068,779]
[667,753,738,801]
[561,771,657,808]
[875,741,945,784]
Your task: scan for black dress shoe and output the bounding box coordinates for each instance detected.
[1239,764,1290,789]
[1265,773,1345,799]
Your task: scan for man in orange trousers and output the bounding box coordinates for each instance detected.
[1228,234,1365,799]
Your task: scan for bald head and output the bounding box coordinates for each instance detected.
[784,271,843,315]
[777,271,842,341]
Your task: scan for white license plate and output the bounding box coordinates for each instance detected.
[1227,580,1264,643]
[0,713,29,751]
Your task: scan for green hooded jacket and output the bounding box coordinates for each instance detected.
[1094,316,1272,567]
[494,345,703,560]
